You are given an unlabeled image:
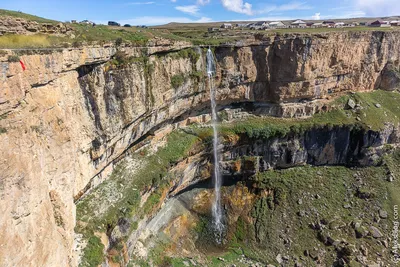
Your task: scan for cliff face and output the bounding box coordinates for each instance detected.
[223,123,400,171]
[79,119,400,266]
[0,31,400,266]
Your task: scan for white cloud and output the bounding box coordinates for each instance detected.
[119,16,212,26]
[175,5,200,16]
[220,0,253,15]
[312,12,320,20]
[354,0,400,16]
[171,0,177,2]
[197,0,211,5]
[127,1,155,5]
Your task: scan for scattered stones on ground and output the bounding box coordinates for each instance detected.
[276,254,283,264]
[298,210,306,217]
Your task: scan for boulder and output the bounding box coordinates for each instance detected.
[347,99,356,109]
[368,226,383,238]
[379,62,400,91]
[379,210,388,219]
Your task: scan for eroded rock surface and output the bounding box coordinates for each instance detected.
[1,31,400,266]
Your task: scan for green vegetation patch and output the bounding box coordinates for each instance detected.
[76,131,200,264]
[0,34,68,49]
[80,236,105,267]
[169,48,200,63]
[233,151,400,265]
[7,55,20,62]
[194,90,400,143]
[71,24,149,46]
[171,74,186,89]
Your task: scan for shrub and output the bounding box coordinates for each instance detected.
[7,55,20,62]
[170,74,185,89]
[72,41,83,48]
[112,51,131,66]
[81,236,105,267]
[115,37,123,47]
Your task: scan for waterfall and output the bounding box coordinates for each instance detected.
[206,48,224,243]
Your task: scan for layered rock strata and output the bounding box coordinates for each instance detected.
[1,31,400,266]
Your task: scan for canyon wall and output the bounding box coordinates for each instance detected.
[0,31,400,266]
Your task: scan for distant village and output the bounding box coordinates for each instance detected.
[69,18,400,31]
[70,20,147,28]
[212,19,400,32]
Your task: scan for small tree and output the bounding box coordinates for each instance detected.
[7,55,20,62]
[171,74,185,89]
[115,37,123,47]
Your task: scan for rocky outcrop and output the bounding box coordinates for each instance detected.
[1,30,400,266]
[214,31,400,102]
[379,62,400,91]
[222,123,400,173]
[0,16,73,35]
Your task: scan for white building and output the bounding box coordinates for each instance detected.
[291,19,307,28]
[311,22,324,28]
[220,23,233,29]
[253,21,269,29]
[268,21,287,29]
[390,21,400,26]
[334,22,345,28]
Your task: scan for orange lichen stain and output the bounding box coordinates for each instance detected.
[163,213,196,256]
[232,159,241,173]
[225,185,257,225]
[224,133,240,145]
[192,190,213,215]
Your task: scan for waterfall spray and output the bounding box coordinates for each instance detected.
[206,48,224,243]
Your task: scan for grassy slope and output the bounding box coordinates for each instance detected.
[146,153,400,267]
[76,90,400,266]
[244,162,398,265]
[76,131,200,267]
[0,9,58,24]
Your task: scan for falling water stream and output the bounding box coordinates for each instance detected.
[206,48,225,243]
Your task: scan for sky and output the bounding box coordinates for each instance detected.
[1,0,399,26]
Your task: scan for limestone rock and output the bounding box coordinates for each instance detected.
[379,210,388,219]
[347,99,356,109]
[1,31,400,266]
[369,226,383,238]
[379,62,400,91]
